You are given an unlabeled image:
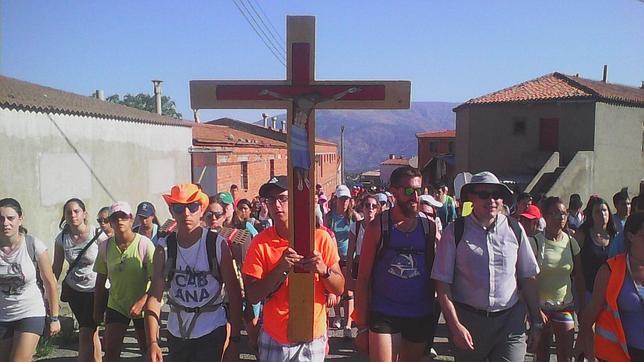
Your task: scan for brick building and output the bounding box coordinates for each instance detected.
[416,130,456,189]
[192,118,339,199]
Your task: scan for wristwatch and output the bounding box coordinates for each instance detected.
[49,316,59,322]
[322,267,332,279]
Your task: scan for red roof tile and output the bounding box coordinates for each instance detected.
[456,72,644,110]
[416,130,456,138]
[380,158,410,166]
[193,123,284,148]
[0,75,193,127]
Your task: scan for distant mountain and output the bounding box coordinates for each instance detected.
[255,101,458,173]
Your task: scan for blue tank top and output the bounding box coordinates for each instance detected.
[331,212,350,257]
[370,216,433,317]
[618,264,644,349]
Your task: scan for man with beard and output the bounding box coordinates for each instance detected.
[431,171,542,361]
[354,166,437,361]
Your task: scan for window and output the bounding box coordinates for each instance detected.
[513,118,526,135]
[269,160,275,178]
[240,161,248,190]
[429,141,437,152]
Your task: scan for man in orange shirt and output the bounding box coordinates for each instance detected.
[242,176,344,361]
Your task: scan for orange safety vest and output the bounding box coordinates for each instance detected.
[594,254,630,362]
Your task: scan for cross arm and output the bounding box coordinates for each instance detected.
[190,80,291,110]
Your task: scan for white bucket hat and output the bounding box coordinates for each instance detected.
[460,171,513,205]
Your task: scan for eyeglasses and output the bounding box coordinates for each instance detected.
[96,218,110,224]
[364,203,378,209]
[205,211,225,220]
[171,202,201,214]
[262,194,289,205]
[403,187,422,197]
[472,190,505,200]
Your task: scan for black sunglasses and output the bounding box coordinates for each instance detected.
[171,202,201,214]
[205,211,225,219]
[96,218,110,224]
[364,203,378,209]
[472,190,505,200]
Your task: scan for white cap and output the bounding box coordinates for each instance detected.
[419,194,443,208]
[376,193,388,203]
[335,185,351,198]
[109,201,132,217]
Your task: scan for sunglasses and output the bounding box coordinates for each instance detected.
[472,190,505,200]
[171,202,201,214]
[262,194,289,205]
[379,201,387,206]
[364,203,378,209]
[108,212,130,222]
[403,187,423,197]
[96,218,110,224]
[205,211,225,219]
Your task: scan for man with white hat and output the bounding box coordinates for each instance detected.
[431,171,542,361]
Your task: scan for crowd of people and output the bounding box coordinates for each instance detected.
[0,170,642,362]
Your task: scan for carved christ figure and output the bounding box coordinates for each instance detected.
[259,87,360,190]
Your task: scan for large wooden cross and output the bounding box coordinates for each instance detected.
[190,16,410,342]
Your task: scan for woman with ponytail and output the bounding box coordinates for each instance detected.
[52,198,103,362]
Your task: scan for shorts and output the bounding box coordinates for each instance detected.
[105,308,144,329]
[167,325,226,362]
[258,329,327,362]
[0,317,46,339]
[65,285,98,329]
[368,311,433,343]
[543,306,575,324]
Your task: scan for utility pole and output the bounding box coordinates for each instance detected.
[340,125,345,184]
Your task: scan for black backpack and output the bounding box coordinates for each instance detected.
[373,209,436,287]
[163,228,222,288]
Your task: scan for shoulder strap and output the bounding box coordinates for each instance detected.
[419,214,436,280]
[164,232,178,287]
[507,217,523,245]
[65,229,103,281]
[205,229,221,282]
[138,236,149,267]
[25,234,37,264]
[454,216,465,248]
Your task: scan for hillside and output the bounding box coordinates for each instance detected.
[256,101,458,172]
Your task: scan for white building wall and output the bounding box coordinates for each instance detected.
[0,108,192,247]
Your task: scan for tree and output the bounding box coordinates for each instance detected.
[106,93,183,119]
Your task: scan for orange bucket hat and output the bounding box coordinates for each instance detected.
[162,183,209,210]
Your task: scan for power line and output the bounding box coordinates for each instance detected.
[237,0,285,61]
[246,0,286,54]
[251,0,284,45]
[231,0,286,67]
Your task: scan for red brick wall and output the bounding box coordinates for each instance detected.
[193,143,338,199]
[418,137,455,169]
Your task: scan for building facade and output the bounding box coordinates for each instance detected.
[0,76,193,244]
[194,118,339,198]
[454,72,644,202]
[416,130,456,189]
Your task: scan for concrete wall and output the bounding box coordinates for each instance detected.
[547,151,594,203]
[456,102,595,176]
[0,108,192,248]
[592,103,644,200]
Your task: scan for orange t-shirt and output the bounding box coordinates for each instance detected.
[242,227,340,344]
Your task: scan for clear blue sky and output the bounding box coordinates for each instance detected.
[2,0,643,122]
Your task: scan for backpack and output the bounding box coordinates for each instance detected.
[453,215,523,248]
[162,228,225,339]
[373,209,436,284]
[25,235,44,294]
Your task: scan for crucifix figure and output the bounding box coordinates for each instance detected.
[190,16,410,342]
[259,87,360,190]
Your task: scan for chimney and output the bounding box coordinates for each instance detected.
[641,81,644,89]
[271,116,278,130]
[389,153,396,160]
[602,65,608,83]
[281,120,287,133]
[152,80,163,115]
[94,90,105,101]
[193,109,199,123]
[262,113,269,128]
